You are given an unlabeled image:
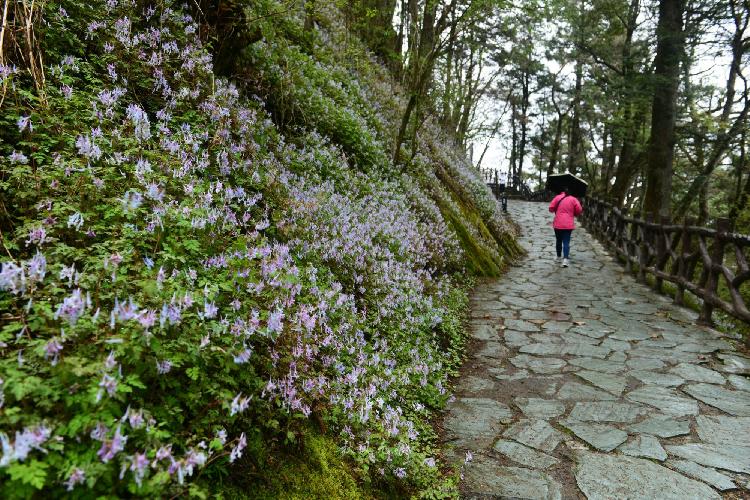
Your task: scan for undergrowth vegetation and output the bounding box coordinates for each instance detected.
[0,0,519,496]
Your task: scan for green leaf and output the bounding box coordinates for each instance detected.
[186,367,201,380]
[7,460,48,489]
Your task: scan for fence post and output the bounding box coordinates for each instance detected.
[674,217,694,306]
[638,215,653,284]
[654,216,670,293]
[697,218,731,325]
[627,210,638,274]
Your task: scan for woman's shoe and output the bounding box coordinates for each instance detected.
[562,258,569,267]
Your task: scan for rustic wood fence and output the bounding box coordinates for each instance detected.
[581,197,750,331]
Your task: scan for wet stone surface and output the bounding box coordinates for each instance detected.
[440,202,749,498]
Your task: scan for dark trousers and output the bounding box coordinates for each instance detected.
[554,229,573,258]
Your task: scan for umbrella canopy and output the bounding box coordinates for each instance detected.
[546,172,588,198]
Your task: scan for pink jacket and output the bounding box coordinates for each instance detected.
[549,193,583,229]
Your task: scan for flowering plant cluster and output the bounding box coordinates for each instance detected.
[0,0,517,496]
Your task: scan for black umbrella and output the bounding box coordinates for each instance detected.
[546,172,588,198]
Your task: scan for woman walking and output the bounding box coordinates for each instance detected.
[549,188,583,267]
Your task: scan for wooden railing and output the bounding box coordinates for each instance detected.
[581,197,750,330]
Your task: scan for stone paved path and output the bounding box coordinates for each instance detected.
[442,201,750,499]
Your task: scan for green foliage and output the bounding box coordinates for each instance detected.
[0,0,517,497]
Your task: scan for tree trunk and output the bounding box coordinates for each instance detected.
[567,53,583,175]
[547,116,564,177]
[518,67,530,182]
[643,0,685,218]
[510,100,518,188]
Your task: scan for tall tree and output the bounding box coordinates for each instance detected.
[643,0,686,218]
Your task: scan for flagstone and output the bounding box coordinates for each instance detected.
[683,383,750,416]
[574,451,720,500]
[628,415,691,438]
[625,386,698,416]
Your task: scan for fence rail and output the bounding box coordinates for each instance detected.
[581,197,750,331]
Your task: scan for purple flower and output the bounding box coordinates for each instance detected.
[267,310,283,334]
[9,151,28,164]
[44,338,63,365]
[200,301,218,319]
[17,115,32,132]
[0,261,25,295]
[126,104,151,141]
[25,227,46,246]
[229,393,251,416]
[90,422,109,441]
[127,408,144,429]
[155,445,172,463]
[233,346,252,364]
[65,468,85,491]
[156,359,172,374]
[130,452,149,485]
[104,351,117,370]
[113,297,139,323]
[394,467,406,479]
[75,135,101,160]
[1,425,52,465]
[97,425,127,463]
[137,309,156,330]
[54,289,86,325]
[229,433,246,463]
[97,374,118,401]
[121,190,143,212]
[61,84,73,99]
[159,302,181,327]
[67,212,84,231]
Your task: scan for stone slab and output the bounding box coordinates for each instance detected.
[560,420,627,451]
[626,357,666,371]
[729,374,750,392]
[618,434,667,461]
[520,343,612,359]
[600,338,631,351]
[695,415,750,447]
[628,370,685,387]
[683,383,750,416]
[475,341,509,361]
[502,419,565,454]
[493,439,559,469]
[557,382,617,401]
[669,363,725,385]
[610,330,652,342]
[575,370,627,396]
[574,451,721,500]
[568,357,625,373]
[459,376,495,392]
[463,455,562,499]
[472,324,499,340]
[667,459,737,492]
[510,354,567,374]
[625,386,698,417]
[557,382,618,401]
[505,319,541,332]
[568,401,647,423]
[504,331,532,348]
[443,398,512,447]
[515,397,566,419]
[628,415,691,438]
[716,353,750,375]
[665,443,750,474]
